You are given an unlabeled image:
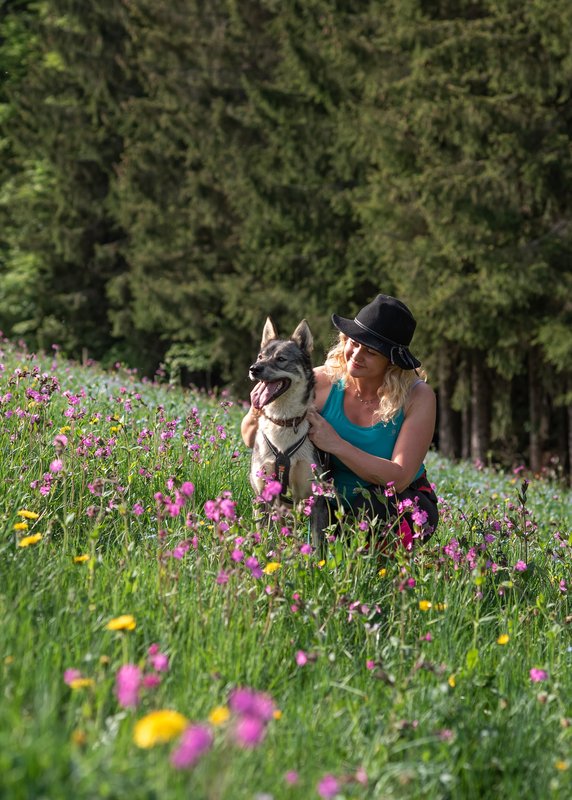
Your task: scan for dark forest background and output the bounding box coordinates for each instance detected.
[1,0,571,479]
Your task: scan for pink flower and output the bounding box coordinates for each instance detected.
[64,668,82,686]
[299,543,312,555]
[317,774,340,799]
[296,650,308,666]
[261,480,283,502]
[216,570,230,585]
[285,771,299,785]
[171,724,213,769]
[529,668,548,683]
[115,664,142,708]
[148,648,169,673]
[49,458,63,473]
[132,503,144,516]
[142,673,161,688]
[366,659,375,670]
[229,688,275,722]
[233,715,266,748]
[514,560,528,572]
[180,481,195,497]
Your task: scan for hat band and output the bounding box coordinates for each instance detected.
[353,318,407,349]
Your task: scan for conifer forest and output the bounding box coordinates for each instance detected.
[1,0,572,478]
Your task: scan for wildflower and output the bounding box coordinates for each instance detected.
[73,554,90,563]
[378,568,387,577]
[234,715,266,748]
[555,761,569,771]
[529,668,548,683]
[171,724,213,768]
[180,481,195,497]
[497,634,510,646]
[133,710,188,749]
[17,510,39,520]
[13,521,29,531]
[448,674,456,688]
[64,668,82,686]
[317,774,340,799]
[299,543,312,555]
[261,480,283,502]
[115,664,142,708]
[208,705,230,726]
[245,556,263,579]
[106,614,136,631]
[49,459,64,473]
[514,560,527,572]
[419,600,432,612]
[142,674,161,689]
[366,659,375,670]
[263,561,281,575]
[285,771,299,785]
[18,533,42,547]
[229,688,275,722]
[147,646,169,673]
[216,570,230,585]
[296,650,308,666]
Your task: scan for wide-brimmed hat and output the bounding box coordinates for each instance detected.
[332,294,421,370]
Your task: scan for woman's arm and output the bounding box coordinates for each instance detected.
[241,406,262,448]
[307,382,436,493]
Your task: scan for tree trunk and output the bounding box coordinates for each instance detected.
[568,378,572,486]
[470,351,490,464]
[528,349,543,473]
[437,344,460,459]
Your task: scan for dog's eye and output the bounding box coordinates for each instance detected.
[276,356,287,364]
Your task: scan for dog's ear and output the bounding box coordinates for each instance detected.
[260,317,278,349]
[291,319,313,354]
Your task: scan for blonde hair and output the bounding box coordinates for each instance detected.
[323,334,428,423]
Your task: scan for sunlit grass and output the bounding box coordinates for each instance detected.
[1,338,571,799]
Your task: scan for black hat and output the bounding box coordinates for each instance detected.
[332,294,421,370]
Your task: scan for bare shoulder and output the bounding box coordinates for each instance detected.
[405,380,436,414]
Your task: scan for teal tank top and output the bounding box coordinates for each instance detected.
[321,379,424,500]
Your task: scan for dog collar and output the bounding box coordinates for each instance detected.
[262,410,307,433]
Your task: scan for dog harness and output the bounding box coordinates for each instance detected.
[262,431,308,502]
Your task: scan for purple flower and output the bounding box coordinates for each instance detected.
[229,688,275,722]
[299,543,312,555]
[148,648,169,673]
[514,560,528,572]
[115,664,142,708]
[171,724,213,769]
[49,458,63,473]
[180,481,195,497]
[317,774,340,799]
[233,715,266,748]
[285,770,299,785]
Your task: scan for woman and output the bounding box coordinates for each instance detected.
[307,294,438,545]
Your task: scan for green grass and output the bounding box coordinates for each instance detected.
[1,339,571,799]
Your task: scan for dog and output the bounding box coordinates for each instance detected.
[248,317,329,551]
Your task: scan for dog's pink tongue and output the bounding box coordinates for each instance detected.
[251,381,283,409]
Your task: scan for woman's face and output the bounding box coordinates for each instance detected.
[344,337,389,382]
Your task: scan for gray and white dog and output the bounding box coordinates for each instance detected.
[249,317,328,550]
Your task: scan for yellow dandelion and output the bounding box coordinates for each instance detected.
[208,705,230,726]
[18,534,42,547]
[106,614,136,631]
[13,521,29,531]
[133,710,188,749]
[273,709,282,720]
[73,554,90,563]
[497,634,510,646]
[263,561,281,575]
[60,425,71,434]
[317,559,326,568]
[69,677,95,690]
[17,510,39,520]
[419,600,432,612]
[378,568,387,578]
[448,674,456,688]
[555,760,569,771]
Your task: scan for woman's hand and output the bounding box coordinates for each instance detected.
[307,408,341,454]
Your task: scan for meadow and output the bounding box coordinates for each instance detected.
[1,337,571,800]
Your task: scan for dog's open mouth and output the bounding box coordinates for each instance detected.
[251,379,291,409]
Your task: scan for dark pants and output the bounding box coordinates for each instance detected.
[335,472,439,548]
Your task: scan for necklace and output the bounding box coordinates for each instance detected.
[353,389,379,406]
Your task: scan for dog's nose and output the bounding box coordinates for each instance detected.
[250,363,262,376]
